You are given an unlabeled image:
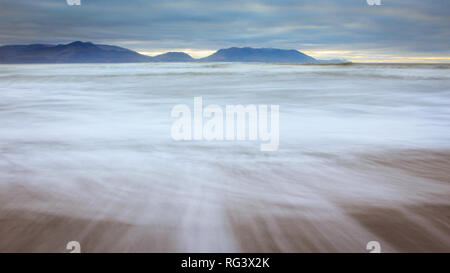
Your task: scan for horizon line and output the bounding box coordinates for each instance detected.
[1,41,450,64]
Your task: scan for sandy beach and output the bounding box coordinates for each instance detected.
[1,148,448,253]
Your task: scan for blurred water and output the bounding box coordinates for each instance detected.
[0,63,449,252]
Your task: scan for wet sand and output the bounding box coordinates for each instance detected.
[0,209,178,252]
[345,204,450,253]
[1,149,449,253]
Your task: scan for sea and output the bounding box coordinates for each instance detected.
[0,63,449,252]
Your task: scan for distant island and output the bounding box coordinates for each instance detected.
[0,41,346,64]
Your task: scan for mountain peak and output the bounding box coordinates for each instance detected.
[202,47,317,63]
[68,41,92,45]
[153,52,194,62]
[65,41,96,47]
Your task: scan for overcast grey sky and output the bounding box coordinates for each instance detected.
[0,0,449,61]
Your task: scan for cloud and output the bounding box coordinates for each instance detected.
[0,0,449,60]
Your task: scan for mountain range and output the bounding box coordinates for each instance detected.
[0,41,151,63]
[0,41,345,64]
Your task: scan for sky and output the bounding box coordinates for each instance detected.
[0,0,449,62]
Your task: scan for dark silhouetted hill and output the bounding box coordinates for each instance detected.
[0,41,152,63]
[152,52,194,62]
[200,47,317,63]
